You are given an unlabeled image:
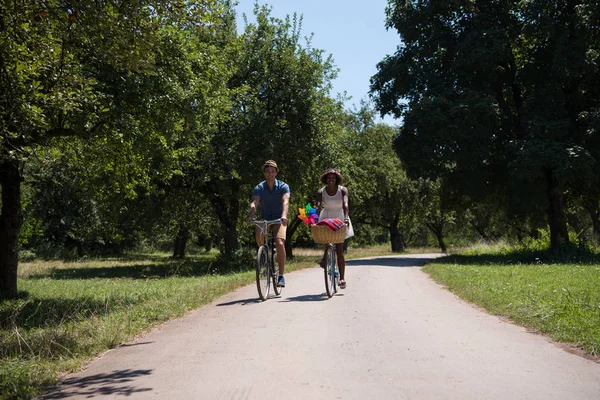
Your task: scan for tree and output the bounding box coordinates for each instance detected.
[337,104,423,252]
[197,5,339,255]
[371,0,600,250]
[0,0,226,298]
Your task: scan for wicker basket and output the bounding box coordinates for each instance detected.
[311,224,347,244]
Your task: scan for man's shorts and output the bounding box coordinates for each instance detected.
[259,223,286,240]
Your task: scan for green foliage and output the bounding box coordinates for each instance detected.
[335,104,431,252]
[193,4,342,254]
[0,0,232,297]
[372,0,600,249]
[0,359,41,400]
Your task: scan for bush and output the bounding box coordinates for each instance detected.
[18,250,36,262]
[213,248,255,274]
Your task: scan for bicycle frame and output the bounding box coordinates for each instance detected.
[324,243,339,298]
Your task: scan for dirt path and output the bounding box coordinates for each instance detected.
[42,254,600,399]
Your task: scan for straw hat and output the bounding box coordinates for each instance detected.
[262,160,279,172]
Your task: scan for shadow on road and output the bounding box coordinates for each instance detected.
[280,293,342,302]
[217,297,263,306]
[346,257,434,268]
[119,341,154,348]
[40,369,153,399]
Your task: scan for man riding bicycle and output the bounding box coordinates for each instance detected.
[248,160,290,287]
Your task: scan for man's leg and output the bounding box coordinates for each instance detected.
[275,237,286,275]
[255,226,264,247]
[274,224,287,275]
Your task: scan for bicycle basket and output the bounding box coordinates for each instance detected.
[311,225,347,244]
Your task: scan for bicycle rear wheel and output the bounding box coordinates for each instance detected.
[256,246,270,300]
[324,246,336,298]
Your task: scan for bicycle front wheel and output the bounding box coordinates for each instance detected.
[324,246,336,298]
[256,246,270,300]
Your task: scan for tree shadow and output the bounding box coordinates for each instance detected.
[434,249,600,266]
[40,369,153,399]
[27,259,217,280]
[346,257,433,267]
[280,293,335,302]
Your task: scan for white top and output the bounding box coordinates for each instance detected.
[318,186,354,239]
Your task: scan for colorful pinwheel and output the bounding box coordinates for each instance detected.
[298,203,319,225]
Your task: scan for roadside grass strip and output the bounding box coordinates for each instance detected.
[424,255,600,357]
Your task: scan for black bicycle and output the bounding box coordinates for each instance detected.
[252,219,283,301]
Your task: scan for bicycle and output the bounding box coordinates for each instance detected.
[323,242,340,297]
[311,224,347,298]
[252,219,283,301]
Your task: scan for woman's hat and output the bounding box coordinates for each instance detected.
[320,168,343,185]
[262,160,279,172]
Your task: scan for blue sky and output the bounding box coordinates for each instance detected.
[234,0,401,125]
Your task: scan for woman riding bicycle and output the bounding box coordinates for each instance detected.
[315,168,354,289]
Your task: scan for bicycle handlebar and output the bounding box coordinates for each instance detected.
[252,219,283,225]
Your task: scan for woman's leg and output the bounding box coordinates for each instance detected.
[335,243,345,281]
[320,246,328,268]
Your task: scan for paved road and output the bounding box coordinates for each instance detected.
[42,254,600,399]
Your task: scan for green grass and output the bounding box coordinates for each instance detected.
[424,245,600,357]
[0,247,389,399]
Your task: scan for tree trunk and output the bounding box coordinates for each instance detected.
[285,217,302,259]
[221,223,238,255]
[389,214,404,252]
[0,158,22,299]
[173,225,189,258]
[545,169,569,249]
[203,178,241,256]
[471,223,491,242]
[433,231,447,253]
[586,205,600,244]
[425,222,447,253]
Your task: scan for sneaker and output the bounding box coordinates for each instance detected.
[277,275,286,287]
[339,280,347,289]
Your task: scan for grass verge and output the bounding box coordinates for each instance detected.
[423,246,600,358]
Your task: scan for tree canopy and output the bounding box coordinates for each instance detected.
[371,0,600,250]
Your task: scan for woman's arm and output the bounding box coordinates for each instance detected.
[341,186,350,223]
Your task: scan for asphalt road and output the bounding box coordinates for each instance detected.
[41,254,600,399]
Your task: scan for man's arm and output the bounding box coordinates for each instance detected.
[248,196,260,221]
[281,192,290,226]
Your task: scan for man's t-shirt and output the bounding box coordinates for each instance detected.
[253,179,290,220]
